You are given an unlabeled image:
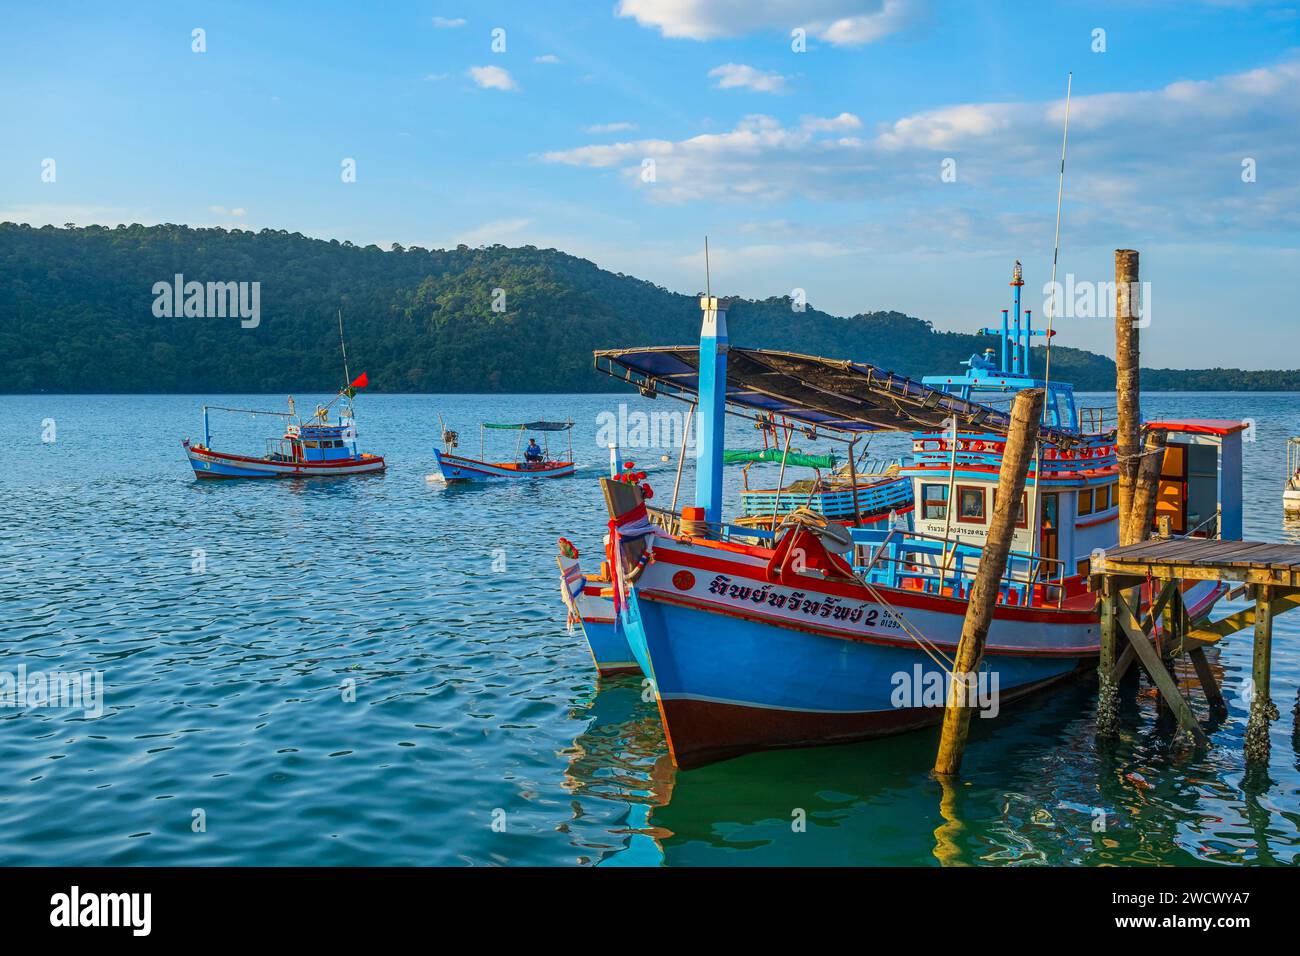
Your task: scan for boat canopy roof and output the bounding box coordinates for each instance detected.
[483,420,574,431]
[594,346,1081,448]
[724,448,837,469]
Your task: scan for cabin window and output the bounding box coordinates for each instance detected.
[1078,488,1094,516]
[957,486,985,523]
[922,484,948,520]
[991,490,1029,529]
[1077,559,1090,577]
[303,440,319,448]
[1095,484,1112,510]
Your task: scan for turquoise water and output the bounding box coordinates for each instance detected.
[1,392,1298,866]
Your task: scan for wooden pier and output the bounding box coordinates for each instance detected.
[1091,539,1300,762]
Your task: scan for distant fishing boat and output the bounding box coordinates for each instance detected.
[183,378,385,479]
[183,311,384,479]
[431,419,576,481]
[1286,437,1300,516]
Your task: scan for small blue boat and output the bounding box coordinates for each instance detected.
[558,551,640,676]
[431,419,576,482]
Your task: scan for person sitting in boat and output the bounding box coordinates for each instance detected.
[524,438,545,466]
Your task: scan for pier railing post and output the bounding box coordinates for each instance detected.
[934,388,1044,776]
[1114,249,1141,546]
[1244,584,1277,764]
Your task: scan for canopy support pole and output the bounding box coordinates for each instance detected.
[670,402,696,514]
[847,437,862,527]
[203,406,210,447]
[770,424,794,529]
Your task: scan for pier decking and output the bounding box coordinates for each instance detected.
[1091,539,1300,762]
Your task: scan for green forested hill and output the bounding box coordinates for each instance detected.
[1,222,1295,394]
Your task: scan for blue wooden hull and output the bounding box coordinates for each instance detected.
[583,619,641,677]
[622,590,1084,768]
[185,444,386,479]
[617,538,1229,768]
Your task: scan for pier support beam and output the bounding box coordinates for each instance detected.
[1114,250,1142,546]
[1244,584,1278,764]
[934,388,1044,776]
[1114,589,1208,748]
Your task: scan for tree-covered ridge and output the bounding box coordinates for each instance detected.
[1,222,1296,394]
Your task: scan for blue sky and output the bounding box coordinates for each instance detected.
[2,0,1297,368]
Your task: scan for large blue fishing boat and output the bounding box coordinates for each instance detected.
[580,265,1244,768]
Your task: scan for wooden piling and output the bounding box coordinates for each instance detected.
[1096,574,1121,735]
[1115,249,1142,546]
[934,388,1044,776]
[1244,584,1277,763]
[1130,428,1167,543]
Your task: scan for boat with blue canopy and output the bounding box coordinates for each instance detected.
[431,418,576,481]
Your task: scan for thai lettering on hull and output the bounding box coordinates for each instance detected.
[695,573,900,630]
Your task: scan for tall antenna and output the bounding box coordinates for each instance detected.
[337,308,352,386]
[1027,71,1073,575]
[1041,71,1072,391]
[704,235,711,297]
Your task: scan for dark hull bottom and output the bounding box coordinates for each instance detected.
[596,664,643,678]
[658,669,1084,769]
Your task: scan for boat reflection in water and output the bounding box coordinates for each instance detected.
[558,680,674,866]
[571,667,1275,866]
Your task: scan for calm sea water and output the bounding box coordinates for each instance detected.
[2,391,1298,866]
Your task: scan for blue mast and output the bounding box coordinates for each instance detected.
[999,309,1010,373]
[694,294,730,524]
[1024,309,1033,377]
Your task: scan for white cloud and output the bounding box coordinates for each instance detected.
[541,56,1300,242]
[534,54,561,64]
[708,63,787,93]
[208,205,247,217]
[468,65,517,91]
[432,16,465,28]
[615,0,922,46]
[585,121,638,133]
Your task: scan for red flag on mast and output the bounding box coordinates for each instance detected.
[349,372,369,389]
